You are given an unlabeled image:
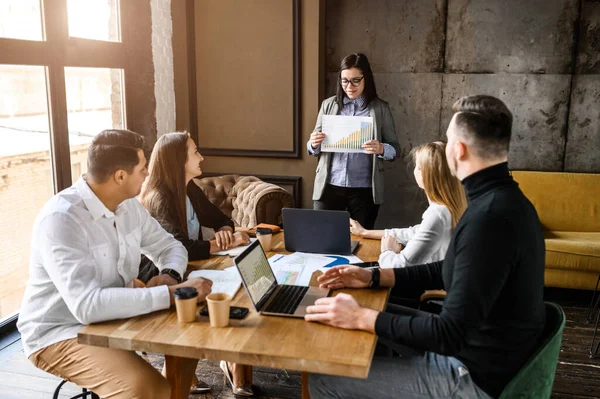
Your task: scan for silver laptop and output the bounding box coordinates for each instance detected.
[234,240,330,318]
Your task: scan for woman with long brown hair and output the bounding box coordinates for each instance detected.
[139,132,253,396]
[350,141,467,268]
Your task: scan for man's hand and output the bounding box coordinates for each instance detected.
[168,277,213,305]
[349,218,366,237]
[305,293,378,332]
[381,236,401,253]
[147,274,178,287]
[362,139,384,155]
[215,228,234,249]
[317,265,372,290]
[310,132,326,149]
[232,231,250,247]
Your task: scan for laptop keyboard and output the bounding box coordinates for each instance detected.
[264,285,309,314]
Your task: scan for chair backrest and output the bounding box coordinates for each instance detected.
[499,302,566,399]
[511,171,600,232]
[194,174,257,217]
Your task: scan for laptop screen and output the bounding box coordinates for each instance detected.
[234,240,277,307]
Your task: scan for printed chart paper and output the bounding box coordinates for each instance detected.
[268,253,332,286]
[321,115,374,153]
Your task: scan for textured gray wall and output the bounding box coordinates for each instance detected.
[325,0,600,228]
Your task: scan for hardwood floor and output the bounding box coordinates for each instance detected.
[1,287,598,398]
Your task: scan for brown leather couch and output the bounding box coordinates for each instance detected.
[193,174,294,228]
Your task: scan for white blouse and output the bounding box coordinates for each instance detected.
[186,196,200,240]
[186,196,216,241]
[378,203,452,268]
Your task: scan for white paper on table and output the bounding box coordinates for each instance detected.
[212,238,257,257]
[268,252,332,286]
[321,115,374,153]
[187,267,242,298]
[268,254,286,265]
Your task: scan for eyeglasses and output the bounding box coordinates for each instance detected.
[340,76,364,87]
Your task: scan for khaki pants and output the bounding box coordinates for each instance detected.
[29,338,171,399]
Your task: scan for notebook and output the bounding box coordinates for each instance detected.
[187,267,242,298]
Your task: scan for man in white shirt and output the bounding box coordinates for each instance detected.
[17,129,212,399]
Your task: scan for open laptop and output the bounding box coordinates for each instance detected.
[282,208,359,255]
[234,240,330,318]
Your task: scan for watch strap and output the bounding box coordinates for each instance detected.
[369,267,381,289]
[160,268,182,283]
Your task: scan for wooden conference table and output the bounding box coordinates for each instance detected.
[78,232,389,399]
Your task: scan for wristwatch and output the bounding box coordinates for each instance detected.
[160,268,182,284]
[368,267,381,289]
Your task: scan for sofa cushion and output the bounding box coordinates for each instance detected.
[544,231,600,273]
[512,171,600,232]
[544,269,599,291]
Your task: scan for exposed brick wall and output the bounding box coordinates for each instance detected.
[151,0,176,137]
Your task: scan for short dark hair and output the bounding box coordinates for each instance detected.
[452,95,513,159]
[87,129,145,183]
[336,53,378,107]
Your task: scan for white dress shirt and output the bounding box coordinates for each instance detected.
[378,203,452,268]
[17,177,188,357]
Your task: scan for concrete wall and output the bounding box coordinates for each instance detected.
[326,0,600,228]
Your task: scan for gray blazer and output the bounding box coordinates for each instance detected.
[309,95,399,204]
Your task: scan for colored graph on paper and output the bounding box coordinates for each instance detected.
[269,253,332,286]
[276,270,301,285]
[321,115,374,153]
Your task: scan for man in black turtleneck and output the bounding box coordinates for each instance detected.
[305,95,546,399]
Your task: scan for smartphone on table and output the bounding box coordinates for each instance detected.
[199,305,249,319]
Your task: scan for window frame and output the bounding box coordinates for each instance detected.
[0,0,156,331]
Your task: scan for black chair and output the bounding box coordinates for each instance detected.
[586,272,600,358]
[53,379,99,399]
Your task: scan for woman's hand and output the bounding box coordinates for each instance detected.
[317,265,372,290]
[381,236,402,253]
[349,218,366,237]
[214,228,234,249]
[362,139,384,155]
[232,231,251,247]
[310,132,326,149]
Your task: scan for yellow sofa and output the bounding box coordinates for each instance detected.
[512,171,600,290]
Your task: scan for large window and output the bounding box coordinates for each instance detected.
[0,0,136,328]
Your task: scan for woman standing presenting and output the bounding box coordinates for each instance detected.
[308,53,399,229]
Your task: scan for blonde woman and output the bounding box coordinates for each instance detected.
[350,141,466,268]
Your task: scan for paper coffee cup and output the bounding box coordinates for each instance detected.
[174,287,198,323]
[255,227,273,252]
[206,292,231,327]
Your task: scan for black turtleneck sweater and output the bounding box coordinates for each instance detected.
[374,162,546,398]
